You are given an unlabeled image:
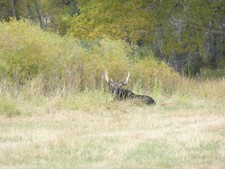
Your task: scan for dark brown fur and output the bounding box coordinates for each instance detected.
[104,72,155,105]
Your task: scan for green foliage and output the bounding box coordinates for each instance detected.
[200,69,225,80]
[0,0,224,77]
[0,19,60,84]
[0,20,180,94]
[63,0,155,43]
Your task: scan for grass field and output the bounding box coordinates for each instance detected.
[0,92,225,169]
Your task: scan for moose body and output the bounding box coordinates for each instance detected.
[104,72,155,105]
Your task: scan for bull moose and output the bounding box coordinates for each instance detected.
[104,72,155,105]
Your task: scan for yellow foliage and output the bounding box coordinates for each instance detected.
[0,20,180,94]
[65,0,156,43]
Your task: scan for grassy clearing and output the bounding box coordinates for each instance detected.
[0,83,225,169]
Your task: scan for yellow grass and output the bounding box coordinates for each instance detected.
[0,92,225,169]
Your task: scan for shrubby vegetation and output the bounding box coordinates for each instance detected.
[0,20,180,95]
[1,20,224,118]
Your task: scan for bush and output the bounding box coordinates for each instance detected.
[0,20,181,95]
[200,68,225,80]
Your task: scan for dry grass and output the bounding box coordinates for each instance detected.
[0,94,224,169]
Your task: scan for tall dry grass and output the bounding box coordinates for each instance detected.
[0,90,224,169]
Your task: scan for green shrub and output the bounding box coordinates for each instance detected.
[0,20,181,95]
[200,68,225,79]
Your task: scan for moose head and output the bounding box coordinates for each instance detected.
[104,72,155,105]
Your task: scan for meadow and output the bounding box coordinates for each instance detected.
[0,20,225,169]
[0,79,225,169]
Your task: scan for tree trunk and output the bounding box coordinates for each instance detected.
[27,0,33,20]
[34,0,43,29]
[70,0,79,16]
[11,0,19,20]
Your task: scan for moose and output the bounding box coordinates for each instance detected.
[104,72,155,105]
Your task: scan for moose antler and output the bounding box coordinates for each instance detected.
[104,72,114,84]
[105,72,130,85]
[122,72,130,85]
[104,72,109,83]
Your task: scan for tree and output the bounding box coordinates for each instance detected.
[0,0,224,76]
[63,0,155,43]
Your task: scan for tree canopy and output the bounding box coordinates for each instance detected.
[0,0,224,77]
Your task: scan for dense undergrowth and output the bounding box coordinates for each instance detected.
[0,20,225,117]
[0,20,179,92]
